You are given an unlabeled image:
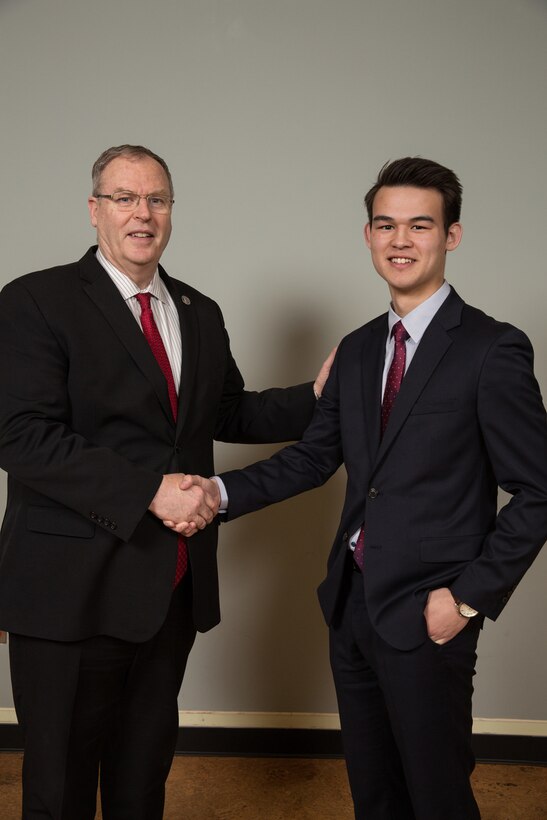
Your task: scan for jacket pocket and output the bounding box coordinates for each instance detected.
[420,534,485,562]
[27,506,95,538]
[410,398,458,415]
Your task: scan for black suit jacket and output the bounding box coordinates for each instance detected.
[222,289,547,650]
[0,247,315,642]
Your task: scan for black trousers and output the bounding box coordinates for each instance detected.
[9,575,196,820]
[330,564,482,820]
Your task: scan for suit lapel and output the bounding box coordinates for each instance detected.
[160,270,199,435]
[373,289,464,470]
[360,316,388,462]
[78,249,175,425]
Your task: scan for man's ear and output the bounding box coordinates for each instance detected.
[364,223,372,249]
[88,197,99,228]
[446,222,462,252]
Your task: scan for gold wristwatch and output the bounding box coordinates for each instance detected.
[453,597,479,618]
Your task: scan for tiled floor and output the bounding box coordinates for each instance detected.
[1,753,545,818]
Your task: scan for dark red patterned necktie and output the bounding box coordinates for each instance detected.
[136,292,187,586]
[381,321,409,434]
[354,320,409,570]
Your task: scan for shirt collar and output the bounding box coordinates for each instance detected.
[387,280,451,344]
[95,248,167,304]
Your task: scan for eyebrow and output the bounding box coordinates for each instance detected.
[112,187,170,195]
[372,214,435,224]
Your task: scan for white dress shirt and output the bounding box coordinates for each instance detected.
[96,248,182,391]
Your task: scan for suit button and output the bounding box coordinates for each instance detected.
[109,522,117,531]
[342,532,349,542]
[90,511,98,521]
[368,488,379,499]
[174,446,181,453]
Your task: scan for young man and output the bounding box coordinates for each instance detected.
[0,144,332,819]
[187,157,547,819]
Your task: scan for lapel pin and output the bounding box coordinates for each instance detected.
[181,295,191,305]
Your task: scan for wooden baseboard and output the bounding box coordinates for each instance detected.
[0,721,545,764]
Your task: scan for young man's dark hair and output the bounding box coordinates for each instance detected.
[364,156,462,234]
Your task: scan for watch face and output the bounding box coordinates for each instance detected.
[459,602,479,618]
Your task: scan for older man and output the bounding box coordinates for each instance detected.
[0,144,331,819]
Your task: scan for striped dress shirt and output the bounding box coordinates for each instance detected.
[96,248,182,392]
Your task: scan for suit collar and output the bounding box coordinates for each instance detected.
[389,280,452,345]
[428,284,464,331]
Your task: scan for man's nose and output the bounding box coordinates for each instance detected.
[134,196,152,219]
[391,228,411,247]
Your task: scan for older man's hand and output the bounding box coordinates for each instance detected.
[149,473,219,536]
[313,346,337,399]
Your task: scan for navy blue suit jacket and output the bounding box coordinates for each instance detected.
[222,289,547,650]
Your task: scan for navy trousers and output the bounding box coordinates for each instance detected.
[330,563,482,820]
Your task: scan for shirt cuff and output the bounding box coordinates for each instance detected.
[212,476,228,512]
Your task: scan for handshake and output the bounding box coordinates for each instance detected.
[148,473,221,536]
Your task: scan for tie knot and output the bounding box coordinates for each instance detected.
[135,292,153,311]
[392,320,408,344]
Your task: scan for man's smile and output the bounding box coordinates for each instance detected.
[389,256,414,264]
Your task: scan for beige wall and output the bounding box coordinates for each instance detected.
[0,0,546,724]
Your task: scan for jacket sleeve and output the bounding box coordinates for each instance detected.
[213,302,316,445]
[220,348,344,519]
[0,279,161,542]
[450,327,547,619]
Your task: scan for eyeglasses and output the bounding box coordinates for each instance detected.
[95,191,174,213]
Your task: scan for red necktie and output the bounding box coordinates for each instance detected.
[136,292,187,586]
[354,320,409,570]
[381,320,409,435]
